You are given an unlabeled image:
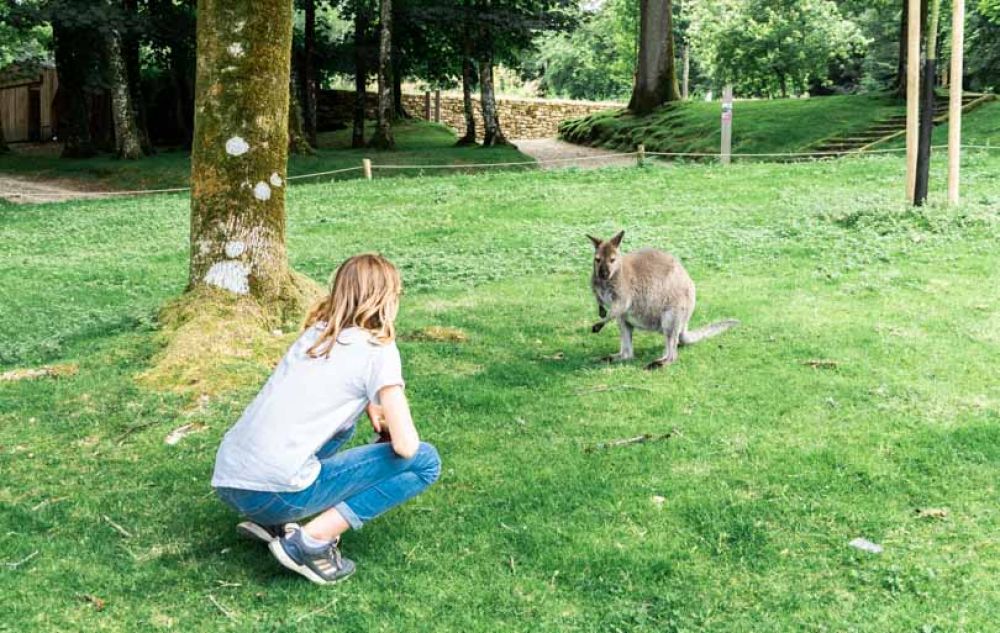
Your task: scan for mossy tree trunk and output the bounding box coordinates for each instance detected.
[352,4,370,148]
[123,0,154,155]
[456,32,477,146]
[303,0,319,147]
[628,0,680,115]
[288,69,315,154]
[369,0,394,149]
[478,49,508,147]
[189,0,300,306]
[105,26,145,160]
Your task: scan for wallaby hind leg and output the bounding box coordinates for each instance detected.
[647,308,687,370]
[603,317,634,363]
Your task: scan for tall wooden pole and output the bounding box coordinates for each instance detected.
[948,0,965,205]
[905,0,921,203]
[721,85,733,166]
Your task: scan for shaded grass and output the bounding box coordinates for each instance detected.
[1,151,999,631]
[0,121,532,191]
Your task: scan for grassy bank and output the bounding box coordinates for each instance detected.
[559,94,907,155]
[0,121,531,191]
[1,152,999,631]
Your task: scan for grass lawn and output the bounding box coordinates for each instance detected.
[560,93,910,155]
[0,120,532,191]
[1,146,999,631]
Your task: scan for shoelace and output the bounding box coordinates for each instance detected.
[326,543,343,568]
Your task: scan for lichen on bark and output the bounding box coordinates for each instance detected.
[188,0,314,310]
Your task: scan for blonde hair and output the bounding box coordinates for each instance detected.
[303,253,402,357]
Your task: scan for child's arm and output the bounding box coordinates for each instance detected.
[378,385,420,459]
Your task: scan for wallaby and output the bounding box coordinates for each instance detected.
[588,230,739,370]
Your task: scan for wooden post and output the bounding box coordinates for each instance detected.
[434,89,441,123]
[905,0,921,203]
[948,0,965,205]
[637,143,645,167]
[362,158,372,180]
[720,85,733,166]
[424,91,431,120]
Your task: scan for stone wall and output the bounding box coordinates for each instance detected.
[316,89,621,140]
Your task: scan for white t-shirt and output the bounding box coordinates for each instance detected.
[211,325,404,492]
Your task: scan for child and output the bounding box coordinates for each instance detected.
[212,254,441,585]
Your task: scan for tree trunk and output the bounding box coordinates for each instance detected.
[478,50,508,146]
[682,43,690,99]
[456,43,477,145]
[105,27,144,160]
[189,0,297,304]
[303,0,318,147]
[628,0,680,114]
[52,21,97,158]
[392,52,409,119]
[369,0,395,149]
[123,0,154,154]
[914,0,941,206]
[352,5,369,148]
[288,70,315,154]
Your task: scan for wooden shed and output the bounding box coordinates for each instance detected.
[0,63,59,143]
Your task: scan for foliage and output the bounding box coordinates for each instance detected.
[688,0,870,97]
[3,143,1000,630]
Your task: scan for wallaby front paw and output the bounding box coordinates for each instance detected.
[645,359,666,370]
[598,306,607,318]
[591,322,606,333]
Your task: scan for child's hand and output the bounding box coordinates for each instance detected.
[366,402,386,433]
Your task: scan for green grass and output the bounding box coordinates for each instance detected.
[560,94,907,155]
[2,148,1000,631]
[884,100,1000,149]
[0,120,531,191]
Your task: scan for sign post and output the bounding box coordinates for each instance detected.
[721,85,733,166]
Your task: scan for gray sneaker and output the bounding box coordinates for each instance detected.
[236,521,298,544]
[268,526,356,585]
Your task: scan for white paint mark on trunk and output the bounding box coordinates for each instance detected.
[269,173,283,188]
[224,240,246,258]
[228,43,245,58]
[204,261,250,295]
[225,136,249,156]
[253,181,272,201]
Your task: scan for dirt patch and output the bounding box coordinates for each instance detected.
[512,138,637,170]
[0,176,95,204]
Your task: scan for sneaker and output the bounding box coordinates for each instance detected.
[268,526,356,585]
[236,521,298,544]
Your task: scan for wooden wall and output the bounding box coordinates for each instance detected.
[0,68,58,143]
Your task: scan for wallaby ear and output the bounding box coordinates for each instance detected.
[586,234,602,249]
[610,230,625,247]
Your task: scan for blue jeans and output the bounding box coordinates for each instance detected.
[215,425,441,530]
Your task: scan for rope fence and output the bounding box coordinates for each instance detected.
[1,143,995,202]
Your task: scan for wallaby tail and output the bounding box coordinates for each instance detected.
[679,319,740,346]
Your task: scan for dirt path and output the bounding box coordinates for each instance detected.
[512,138,636,170]
[0,176,92,204]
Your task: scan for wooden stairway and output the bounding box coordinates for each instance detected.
[810,93,993,156]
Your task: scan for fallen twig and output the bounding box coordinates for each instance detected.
[113,420,159,445]
[32,497,68,511]
[802,359,839,369]
[3,550,38,569]
[208,594,237,621]
[102,515,133,538]
[77,594,106,611]
[585,430,677,453]
[508,555,516,574]
[574,384,653,396]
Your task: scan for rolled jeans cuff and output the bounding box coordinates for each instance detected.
[334,501,363,530]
